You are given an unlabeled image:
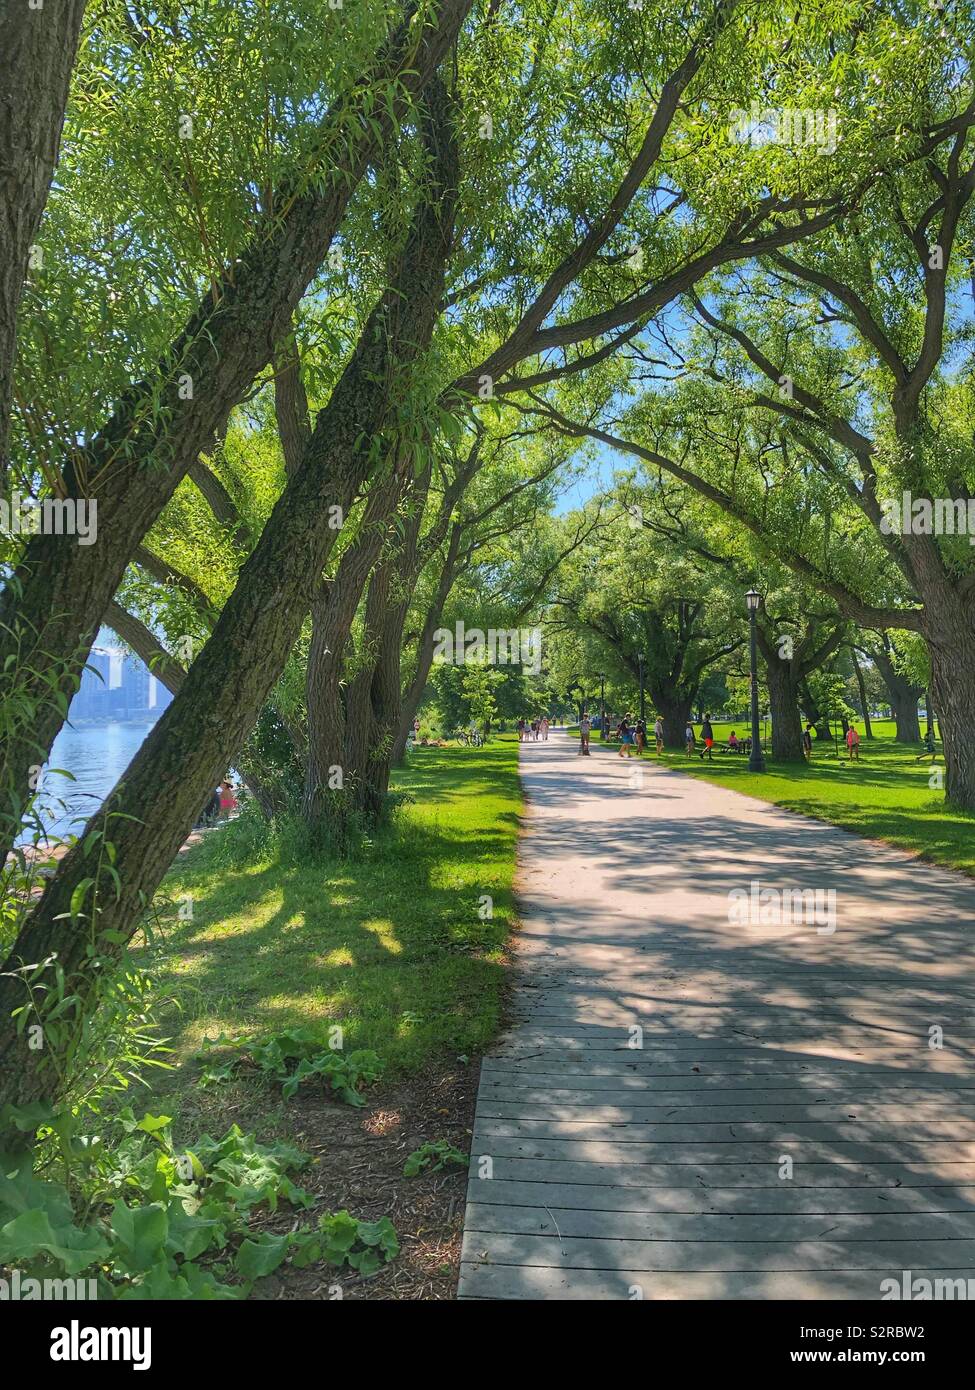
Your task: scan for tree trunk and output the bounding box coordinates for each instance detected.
[0,79,459,1130]
[653,691,694,748]
[105,603,279,821]
[850,647,874,738]
[302,469,406,833]
[872,643,922,743]
[924,603,975,811]
[0,0,87,486]
[392,523,462,763]
[764,655,805,760]
[0,0,472,867]
[798,682,830,742]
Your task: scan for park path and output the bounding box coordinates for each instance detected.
[457,730,975,1299]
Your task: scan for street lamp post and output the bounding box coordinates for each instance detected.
[745,589,766,773]
[598,672,606,739]
[638,652,646,723]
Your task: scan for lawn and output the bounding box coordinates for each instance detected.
[582,719,975,878]
[139,735,521,1109]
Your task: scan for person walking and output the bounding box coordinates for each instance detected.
[685,720,696,756]
[579,712,592,756]
[846,723,861,761]
[618,718,635,757]
[635,716,647,754]
[654,715,664,753]
[540,716,549,741]
[803,722,814,760]
[699,713,714,762]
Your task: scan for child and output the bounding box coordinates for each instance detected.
[728,730,739,751]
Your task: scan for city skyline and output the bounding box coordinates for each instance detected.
[69,626,173,724]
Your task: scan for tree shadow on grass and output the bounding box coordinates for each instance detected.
[139,743,523,1095]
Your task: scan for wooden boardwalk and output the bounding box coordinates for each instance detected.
[458,732,975,1299]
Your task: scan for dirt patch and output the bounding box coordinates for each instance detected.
[240,1059,481,1301]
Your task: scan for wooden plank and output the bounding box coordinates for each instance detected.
[466,1178,975,1216]
[459,1229,975,1273]
[476,1083,975,1108]
[479,1059,973,1080]
[475,1101,975,1131]
[488,1036,975,1057]
[463,1202,975,1242]
[468,1134,975,1164]
[457,1263,973,1300]
[468,1156,975,1188]
[477,1067,975,1089]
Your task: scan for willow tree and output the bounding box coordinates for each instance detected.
[0,65,462,1127]
[0,0,473,865]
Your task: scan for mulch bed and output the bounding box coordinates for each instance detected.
[245,1059,481,1301]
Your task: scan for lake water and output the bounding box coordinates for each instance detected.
[22,722,157,845]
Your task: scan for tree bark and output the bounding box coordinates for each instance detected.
[0,74,459,1128]
[923,598,975,809]
[871,639,922,743]
[654,692,695,749]
[302,468,407,832]
[849,647,874,738]
[0,0,87,486]
[763,654,805,760]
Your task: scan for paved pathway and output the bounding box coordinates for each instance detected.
[458,731,975,1299]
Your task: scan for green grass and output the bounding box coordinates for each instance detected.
[139,736,521,1105]
[592,718,975,877]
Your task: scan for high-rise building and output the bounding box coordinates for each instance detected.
[68,626,168,724]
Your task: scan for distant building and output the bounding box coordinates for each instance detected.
[68,627,169,724]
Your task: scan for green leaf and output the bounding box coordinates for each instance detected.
[236,1231,290,1280]
[110,1200,169,1273]
[0,1207,110,1277]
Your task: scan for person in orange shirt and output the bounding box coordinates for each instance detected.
[846,724,861,761]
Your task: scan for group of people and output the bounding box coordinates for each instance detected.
[804,721,863,760]
[518,716,550,741]
[683,717,751,760]
[574,709,871,765]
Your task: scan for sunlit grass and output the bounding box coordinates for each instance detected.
[141,737,522,1104]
